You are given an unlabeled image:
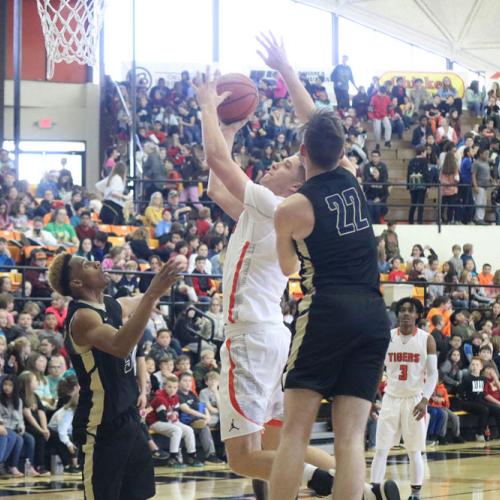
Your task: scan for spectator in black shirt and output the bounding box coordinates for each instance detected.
[352,86,370,120]
[457,358,489,441]
[390,77,407,106]
[407,145,430,224]
[484,96,500,130]
[362,151,389,223]
[430,315,448,364]
[412,116,433,147]
[424,95,443,133]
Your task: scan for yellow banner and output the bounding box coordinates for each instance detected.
[378,71,465,98]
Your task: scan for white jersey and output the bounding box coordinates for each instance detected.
[385,327,428,398]
[222,181,287,326]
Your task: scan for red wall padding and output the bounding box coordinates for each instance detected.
[6,0,88,83]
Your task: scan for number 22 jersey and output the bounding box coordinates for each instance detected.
[295,166,380,297]
[385,327,428,398]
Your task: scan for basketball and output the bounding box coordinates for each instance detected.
[216,73,259,124]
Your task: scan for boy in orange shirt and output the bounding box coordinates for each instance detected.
[430,379,463,443]
[478,264,493,286]
[427,296,452,336]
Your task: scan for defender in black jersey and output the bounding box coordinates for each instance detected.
[48,254,180,500]
[269,107,395,500]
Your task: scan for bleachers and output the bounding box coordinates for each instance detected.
[365,110,480,222]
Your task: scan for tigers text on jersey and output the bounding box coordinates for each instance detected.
[385,327,428,398]
[222,181,287,327]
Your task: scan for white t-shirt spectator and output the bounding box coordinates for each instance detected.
[104,175,126,207]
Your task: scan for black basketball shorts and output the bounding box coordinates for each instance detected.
[75,408,155,500]
[284,291,390,402]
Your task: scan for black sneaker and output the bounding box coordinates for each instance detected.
[252,479,268,500]
[307,468,333,497]
[184,454,204,467]
[384,141,392,148]
[370,480,401,500]
[152,449,169,460]
[205,454,224,464]
[63,466,81,474]
[454,435,466,443]
[0,463,9,478]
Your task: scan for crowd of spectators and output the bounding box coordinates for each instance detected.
[104,64,500,226]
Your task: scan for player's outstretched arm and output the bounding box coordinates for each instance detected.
[206,120,246,221]
[257,32,315,124]
[194,69,249,203]
[339,155,358,177]
[71,261,181,358]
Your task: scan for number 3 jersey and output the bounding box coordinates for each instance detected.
[385,328,428,398]
[295,166,380,298]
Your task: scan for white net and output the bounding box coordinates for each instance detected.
[36,0,106,79]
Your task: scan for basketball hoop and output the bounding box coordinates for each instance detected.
[36,0,106,79]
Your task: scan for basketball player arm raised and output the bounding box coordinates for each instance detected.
[206,120,246,221]
[412,335,438,421]
[195,72,250,206]
[70,261,181,359]
[256,32,315,124]
[256,34,357,178]
[274,194,315,276]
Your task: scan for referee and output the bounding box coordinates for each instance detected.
[48,254,180,500]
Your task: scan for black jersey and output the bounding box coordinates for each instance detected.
[64,295,138,431]
[296,167,380,296]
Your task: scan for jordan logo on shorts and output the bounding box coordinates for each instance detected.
[229,419,240,432]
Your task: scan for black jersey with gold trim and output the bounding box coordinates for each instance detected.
[64,295,138,432]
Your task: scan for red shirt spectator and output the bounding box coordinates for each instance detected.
[45,301,68,332]
[369,93,392,119]
[484,377,500,401]
[146,389,180,426]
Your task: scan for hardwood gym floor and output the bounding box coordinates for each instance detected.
[0,440,499,499]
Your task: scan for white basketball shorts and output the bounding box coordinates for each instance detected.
[375,393,427,452]
[219,323,291,441]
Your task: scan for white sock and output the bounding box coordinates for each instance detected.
[302,463,317,485]
[370,449,389,484]
[408,451,424,486]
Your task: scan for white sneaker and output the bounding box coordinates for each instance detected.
[475,434,486,442]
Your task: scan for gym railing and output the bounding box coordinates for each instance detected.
[5,266,497,319]
[3,265,224,327]
[126,178,499,231]
[344,180,499,232]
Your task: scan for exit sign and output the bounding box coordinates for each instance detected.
[37,118,53,129]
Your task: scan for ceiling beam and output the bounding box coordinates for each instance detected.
[457,0,484,45]
[462,42,500,50]
[413,0,454,44]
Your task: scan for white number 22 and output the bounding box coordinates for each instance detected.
[324,187,370,236]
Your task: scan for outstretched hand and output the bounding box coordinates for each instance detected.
[256,31,290,72]
[147,259,183,299]
[193,66,232,110]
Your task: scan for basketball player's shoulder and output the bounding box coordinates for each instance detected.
[416,327,429,338]
[275,193,314,235]
[389,327,399,340]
